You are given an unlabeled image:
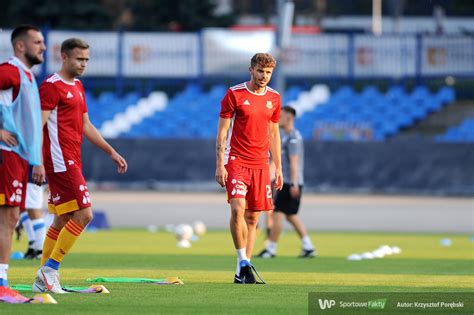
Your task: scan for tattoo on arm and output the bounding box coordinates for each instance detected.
[216,140,225,159]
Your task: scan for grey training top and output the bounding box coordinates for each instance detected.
[280,128,304,186]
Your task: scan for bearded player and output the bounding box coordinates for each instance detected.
[0,24,45,299]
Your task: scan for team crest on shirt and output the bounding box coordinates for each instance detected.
[266,100,273,109]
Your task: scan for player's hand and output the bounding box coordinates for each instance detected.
[0,130,18,147]
[32,164,46,186]
[110,151,128,174]
[274,168,283,190]
[215,165,228,187]
[290,185,300,198]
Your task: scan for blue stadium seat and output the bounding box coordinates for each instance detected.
[436,118,474,142]
[116,84,457,141]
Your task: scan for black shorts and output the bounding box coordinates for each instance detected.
[274,183,303,215]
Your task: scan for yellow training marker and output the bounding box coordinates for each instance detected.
[32,293,58,304]
[89,285,110,293]
[165,277,184,284]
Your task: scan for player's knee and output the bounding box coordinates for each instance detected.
[82,211,94,225]
[246,217,258,226]
[72,209,93,226]
[244,214,259,226]
[230,206,245,218]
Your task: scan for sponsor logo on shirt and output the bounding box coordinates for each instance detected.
[82,191,90,205]
[231,179,248,196]
[9,179,24,203]
[52,194,61,202]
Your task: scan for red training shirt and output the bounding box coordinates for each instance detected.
[40,73,88,173]
[220,82,281,168]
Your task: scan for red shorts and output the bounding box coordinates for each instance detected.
[225,160,273,211]
[47,168,91,215]
[0,150,28,209]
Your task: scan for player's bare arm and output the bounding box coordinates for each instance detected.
[215,117,231,187]
[269,121,283,190]
[289,154,300,197]
[0,129,18,147]
[31,110,51,186]
[82,113,128,174]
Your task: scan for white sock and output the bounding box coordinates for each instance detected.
[0,264,8,286]
[236,248,248,261]
[235,248,248,275]
[20,212,36,246]
[31,218,46,250]
[302,236,314,250]
[266,241,277,254]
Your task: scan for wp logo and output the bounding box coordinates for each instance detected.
[318,299,336,310]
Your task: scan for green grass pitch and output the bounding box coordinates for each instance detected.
[3,229,473,314]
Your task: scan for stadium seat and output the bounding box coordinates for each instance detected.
[436,118,474,142]
[111,84,456,141]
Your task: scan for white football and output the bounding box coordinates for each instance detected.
[379,245,393,255]
[372,249,385,258]
[164,224,175,233]
[391,246,402,254]
[347,254,362,261]
[193,221,207,236]
[361,252,375,259]
[175,224,194,241]
[147,225,158,233]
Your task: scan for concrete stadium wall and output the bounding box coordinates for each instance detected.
[82,140,474,196]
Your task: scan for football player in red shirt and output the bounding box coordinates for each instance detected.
[33,38,127,294]
[0,25,46,299]
[215,53,283,284]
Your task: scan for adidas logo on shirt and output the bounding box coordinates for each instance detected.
[66,91,73,99]
[243,100,251,105]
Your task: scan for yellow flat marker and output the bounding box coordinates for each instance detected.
[89,285,110,293]
[32,293,58,304]
[164,277,184,285]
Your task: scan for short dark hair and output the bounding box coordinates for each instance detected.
[61,38,89,54]
[11,25,41,45]
[250,53,276,68]
[282,106,296,117]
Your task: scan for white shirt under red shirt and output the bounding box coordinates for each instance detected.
[220,82,281,169]
[40,73,87,174]
[0,57,33,152]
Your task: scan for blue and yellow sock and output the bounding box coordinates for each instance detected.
[49,220,85,269]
